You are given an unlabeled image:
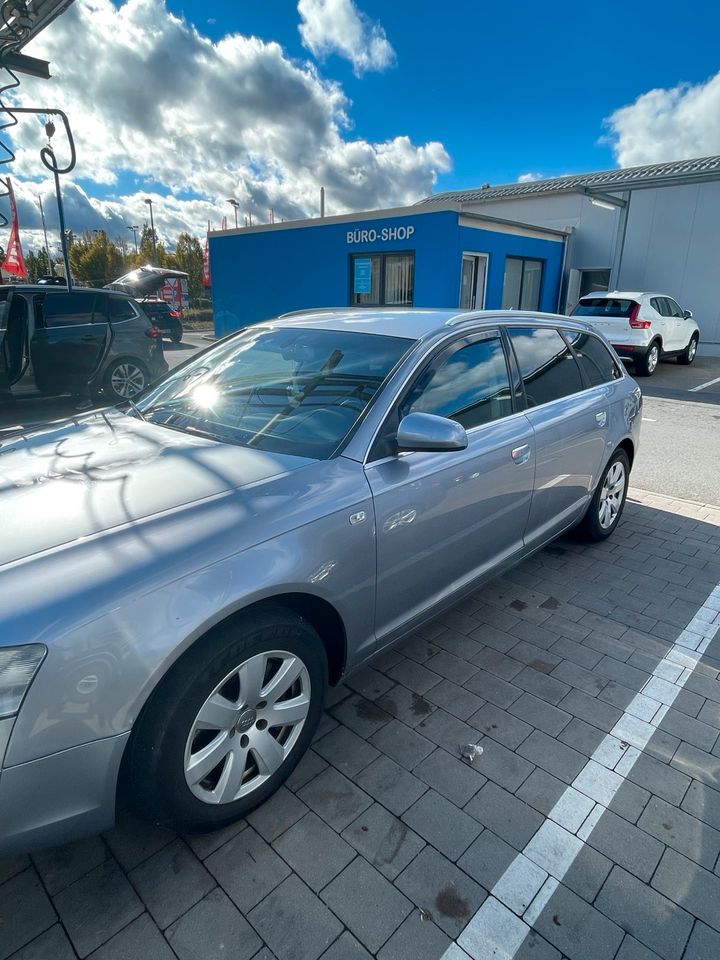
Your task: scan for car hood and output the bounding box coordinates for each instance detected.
[0,410,315,567]
[105,266,188,298]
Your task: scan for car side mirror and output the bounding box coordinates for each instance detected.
[396,412,468,453]
[683,309,693,320]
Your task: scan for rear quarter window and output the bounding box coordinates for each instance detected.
[573,298,637,318]
[563,330,622,386]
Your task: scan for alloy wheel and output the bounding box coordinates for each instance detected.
[688,338,697,362]
[647,345,659,373]
[184,649,311,804]
[598,460,626,530]
[110,362,146,398]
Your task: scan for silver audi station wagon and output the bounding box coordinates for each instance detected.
[0,308,641,854]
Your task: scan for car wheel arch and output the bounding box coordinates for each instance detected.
[616,437,635,469]
[115,591,347,805]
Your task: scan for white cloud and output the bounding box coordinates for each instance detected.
[605,72,720,167]
[517,172,543,183]
[1,0,447,250]
[298,0,395,76]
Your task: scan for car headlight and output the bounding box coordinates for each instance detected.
[0,645,47,719]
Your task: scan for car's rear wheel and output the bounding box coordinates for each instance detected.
[678,333,698,365]
[170,322,183,344]
[579,448,630,542]
[128,606,327,831]
[104,358,149,402]
[635,342,660,377]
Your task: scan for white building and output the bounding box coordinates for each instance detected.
[419,156,720,347]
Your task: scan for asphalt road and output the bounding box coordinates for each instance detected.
[2,335,719,506]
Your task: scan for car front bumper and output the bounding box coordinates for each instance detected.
[0,731,129,856]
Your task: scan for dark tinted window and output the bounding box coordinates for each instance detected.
[563,330,621,386]
[404,336,513,429]
[136,326,413,459]
[509,327,583,407]
[43,293,96,327]
[573,298,637,318]
[109,297,137,321]
[650,297,664,315]
[665,298,683,318]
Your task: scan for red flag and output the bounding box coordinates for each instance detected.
[202,224,211,287]
[2,179,27,279]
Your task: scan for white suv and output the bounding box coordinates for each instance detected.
[571,292,699,376]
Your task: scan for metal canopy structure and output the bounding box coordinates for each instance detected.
[0,0,76,77]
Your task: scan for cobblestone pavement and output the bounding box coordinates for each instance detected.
[1,488,720,960]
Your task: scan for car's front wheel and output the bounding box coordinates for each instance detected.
[635,342,660,377]
[128,606,327,831]
[579,448,630,542]
[103,358,149,402]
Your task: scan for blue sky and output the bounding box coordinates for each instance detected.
[10,0,720,247]
[169,0,720,190]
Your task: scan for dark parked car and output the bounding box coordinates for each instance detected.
[0,285,168,402]
[140,298,184,343]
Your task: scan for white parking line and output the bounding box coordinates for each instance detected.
[689,375,720,393]
[444,582,720,960]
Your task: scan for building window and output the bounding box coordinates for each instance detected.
[351,253,414,307]
[502,257,544,311]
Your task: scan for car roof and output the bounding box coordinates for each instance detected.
[0,284,131,297]
[272,307,594,340]
[579,291,670,300]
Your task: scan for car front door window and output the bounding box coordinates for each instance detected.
[403,335,514,430]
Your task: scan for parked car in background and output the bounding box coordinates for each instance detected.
[0,285,168,402]
[140,298,184,343]
[571,291,700,376]
[36,275,69,286]
[0,308,641,854]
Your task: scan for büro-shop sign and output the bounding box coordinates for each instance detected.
[346,225,415,244]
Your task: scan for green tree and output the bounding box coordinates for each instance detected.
[69,230,129,286]
[24,247,52,282]
[172,233,204,300]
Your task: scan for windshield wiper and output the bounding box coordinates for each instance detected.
[125,396,146,421]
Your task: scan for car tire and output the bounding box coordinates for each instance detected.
[170,322,183,344]
[127,605,327,832]
[677,333,699,366]
[634,341,660,377]
[578,448,630,542]
[103,358,149,402]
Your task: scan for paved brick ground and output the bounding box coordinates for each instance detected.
[1,488,720,960]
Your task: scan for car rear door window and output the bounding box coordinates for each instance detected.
[109,297,137,322]
[43,293,96,327]
[562,330,622,386]
[404,335,513,429]
[509,326,583,407]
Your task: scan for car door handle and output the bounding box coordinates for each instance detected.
[595,411,607,427]
[511,444,531,465]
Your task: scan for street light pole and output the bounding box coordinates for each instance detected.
[226,198,239,228]
[143,198,157,262]
[38,194,54,276]
[127,224,139,255]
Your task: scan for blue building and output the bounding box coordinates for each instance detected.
[208,204,567,337]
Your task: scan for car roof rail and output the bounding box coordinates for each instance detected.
[278,307,355,319]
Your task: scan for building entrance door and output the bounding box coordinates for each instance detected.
[460,254,488,310]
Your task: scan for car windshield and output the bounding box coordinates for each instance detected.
[134,325,415,458]
[573,298,637,318]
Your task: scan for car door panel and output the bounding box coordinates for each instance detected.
[522,389,608,547]
[31,292,110,394]
[508,325,608,549]
[365,330,534,645]
[367,416,534,643]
